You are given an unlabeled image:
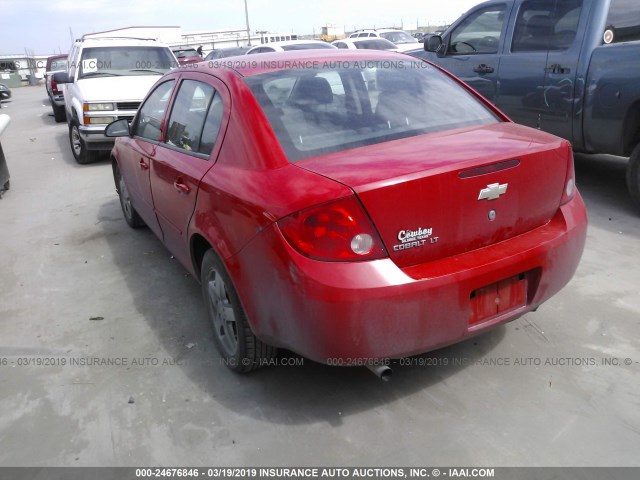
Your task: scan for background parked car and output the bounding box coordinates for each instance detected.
[332,38,399,50]
[0,114,10,196]
[246,40,336,54]
[204,46,250,60]
[0,84,11,102]
[54,36,177,164]
[172,47,202,65]
[44,54,68,122]
[348,29,420,51]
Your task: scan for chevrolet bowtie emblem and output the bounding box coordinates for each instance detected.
[478,183,508,201]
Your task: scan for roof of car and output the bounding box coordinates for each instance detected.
[249,40,331,50]
[79,37,167,47]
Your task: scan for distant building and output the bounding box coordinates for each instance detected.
[320,25,345,42]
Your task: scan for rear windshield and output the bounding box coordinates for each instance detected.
[49,58,67,71]
[173,49,199,58]
[606,0,640,43]
[244,59,499,162]
[354,39,397,50]
[78,46,175,79]
[380,31,417,44]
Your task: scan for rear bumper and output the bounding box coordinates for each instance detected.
[233,193,588,363]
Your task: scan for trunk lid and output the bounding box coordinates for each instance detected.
[296,123,569,268]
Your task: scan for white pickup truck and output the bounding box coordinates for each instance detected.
[54,36,176,164]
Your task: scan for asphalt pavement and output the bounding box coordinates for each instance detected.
[0,86,639,467]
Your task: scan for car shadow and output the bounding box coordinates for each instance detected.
[97,198,507,425]
[574,153,638,227]
[39,101,111,168]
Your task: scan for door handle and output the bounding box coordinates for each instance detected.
[545,63,571,74]
[139,158,149,170]
[173,180,190,194]
[473,64,494,74]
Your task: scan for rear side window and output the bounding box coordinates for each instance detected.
[245,60,499,162]
[606,0,640,43]
[512,0,582,52]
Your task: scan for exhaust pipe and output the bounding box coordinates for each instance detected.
[366,363,392,381]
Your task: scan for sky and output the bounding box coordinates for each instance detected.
[0,0,486,55]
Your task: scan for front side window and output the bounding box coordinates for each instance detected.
[512,0,583,52]
[134,80,175,142]
[245,60,499,162]
[606,0,640,43]
[166,80,216,154]
[448,5,506,54]
[78,46,175,79]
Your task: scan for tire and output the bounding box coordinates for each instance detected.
[114,164,145,228]
[627,144,640,210]
[69,121,98,164]
[53,104,66,123]
[200,250,276,372]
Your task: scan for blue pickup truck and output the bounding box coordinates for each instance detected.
[413,0,640,208]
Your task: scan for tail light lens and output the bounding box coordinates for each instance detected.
[51,78,59,94]
[561,144,576,205]
[278,196,388,262]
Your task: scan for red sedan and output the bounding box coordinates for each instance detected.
[106,50,587,373]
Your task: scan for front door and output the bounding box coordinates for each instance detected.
[432,3,511,103]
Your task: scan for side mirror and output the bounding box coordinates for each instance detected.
[425,35,443,53]
[52,72,72,84]
[105,119,131,138]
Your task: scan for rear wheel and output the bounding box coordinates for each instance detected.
[114,164,145,228]
[200,250,276,372]
[69,121,97,164]
[627,144,640,210]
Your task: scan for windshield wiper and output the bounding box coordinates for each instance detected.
[81,72,121,78]
[129,69,166,74]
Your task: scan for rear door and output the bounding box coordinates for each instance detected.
[150,74,230,268]
[496,0,583,137]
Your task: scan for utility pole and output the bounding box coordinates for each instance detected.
[243,0,252,46]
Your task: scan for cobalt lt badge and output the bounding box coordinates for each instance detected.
[478,182,508,201]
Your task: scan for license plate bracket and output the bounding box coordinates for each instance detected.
[470,273,527,326]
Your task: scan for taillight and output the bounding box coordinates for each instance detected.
[561,143,576,205]
[51,78,59,94]
[278,196,388,262]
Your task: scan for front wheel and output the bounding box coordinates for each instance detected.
[626,144,640,210]
[69,121,98,164]
[201,250,276,372]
